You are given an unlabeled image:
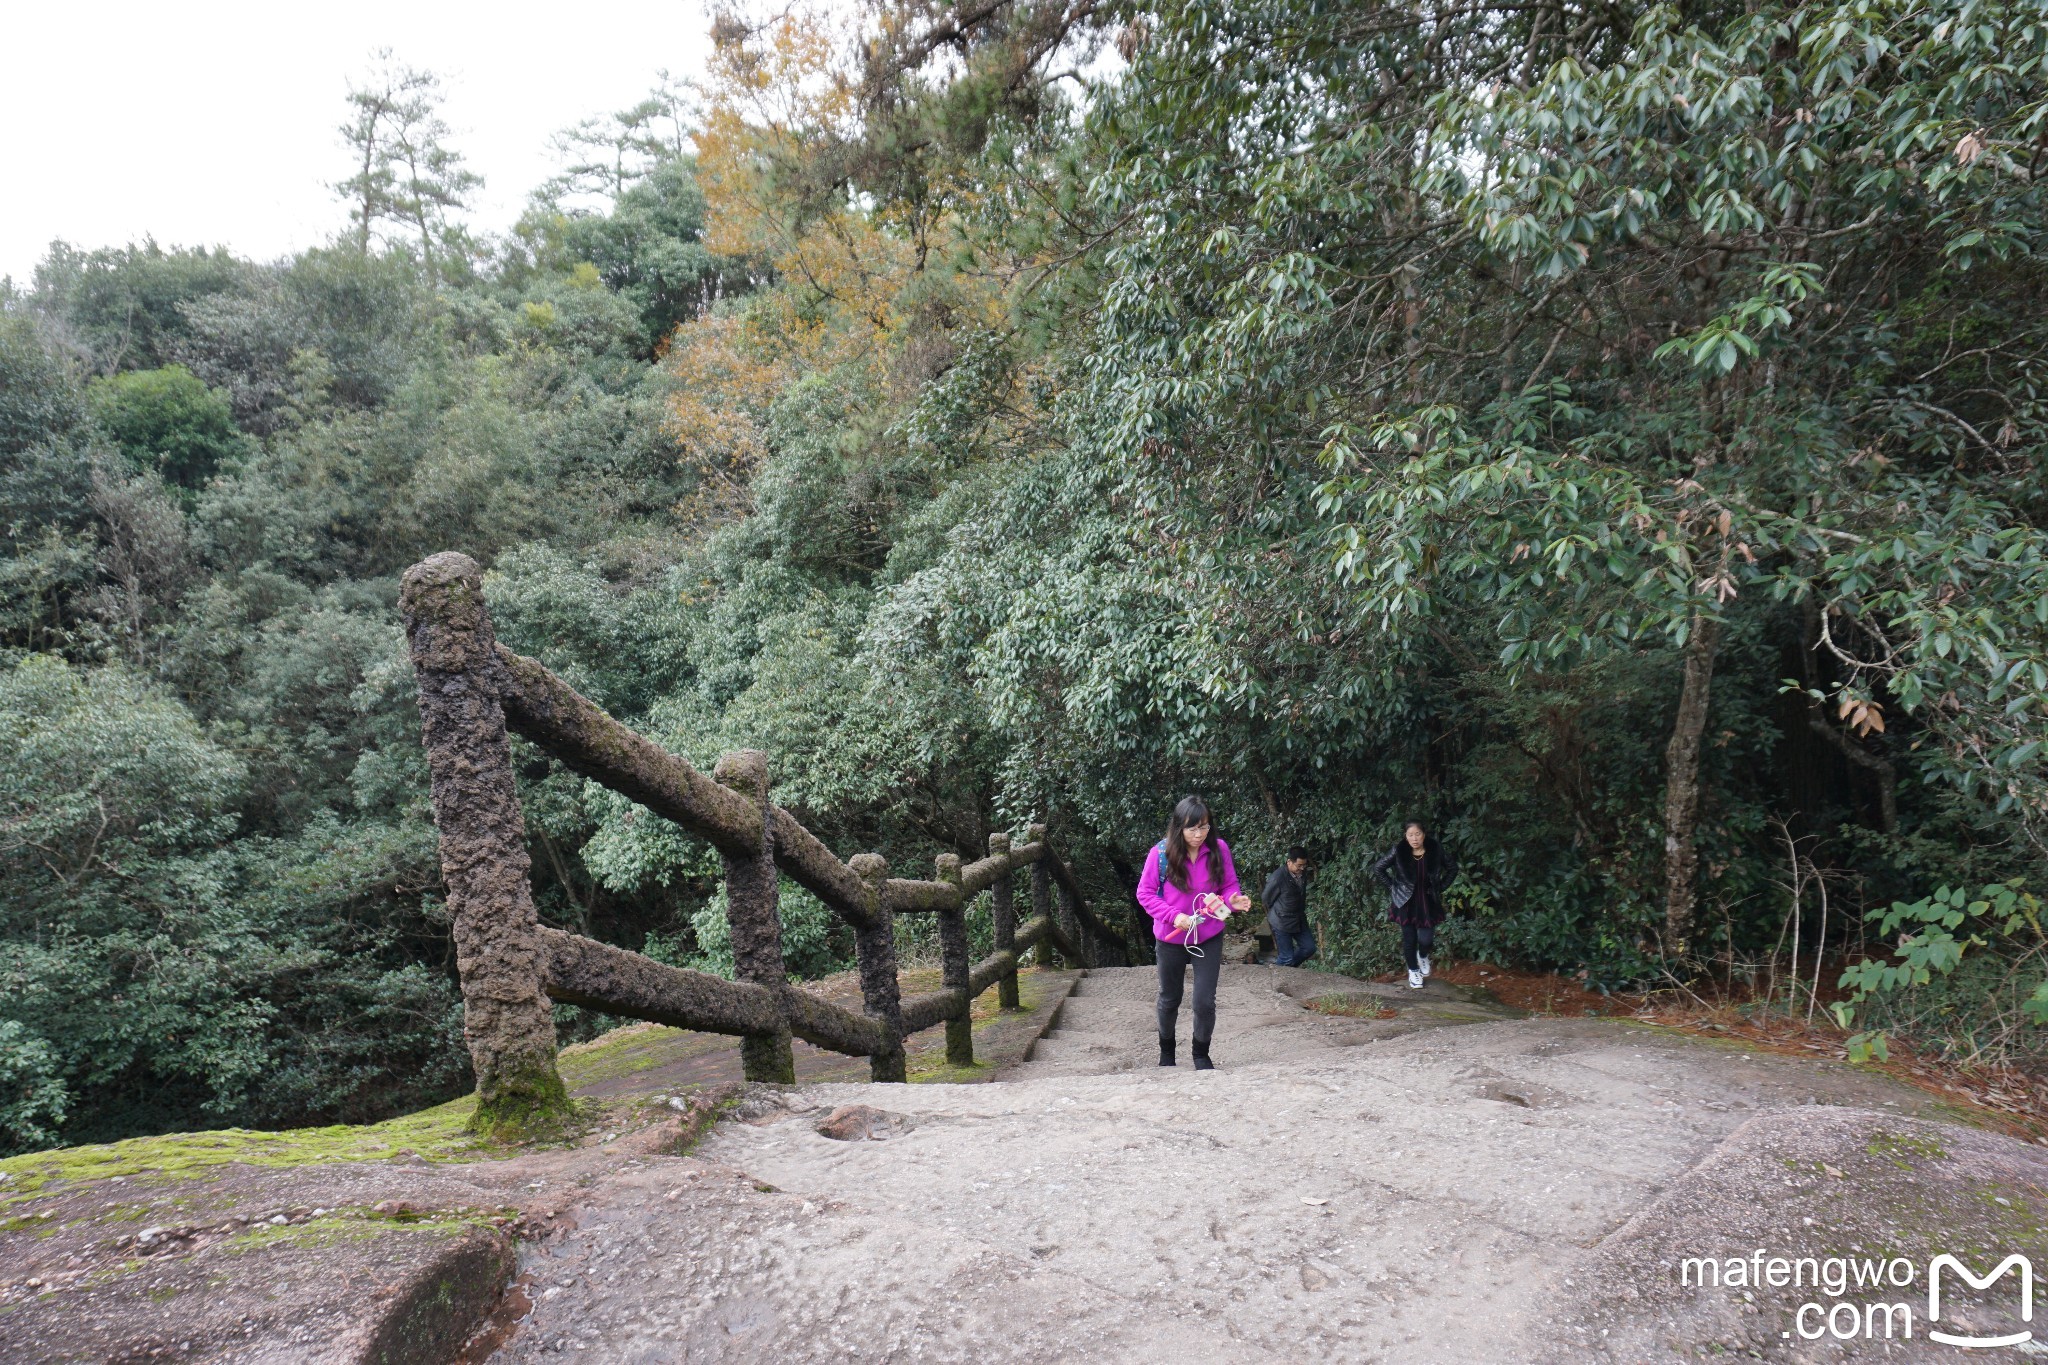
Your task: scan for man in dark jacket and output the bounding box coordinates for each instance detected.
[1262,847,1316,966]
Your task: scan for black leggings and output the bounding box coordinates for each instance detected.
[1156,938,1222,1044]
[1400,922,1436,971]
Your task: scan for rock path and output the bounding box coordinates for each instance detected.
[487,965,2034,1362]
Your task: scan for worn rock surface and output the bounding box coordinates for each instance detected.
[1550,1106,2048,1362]
[0,1151,531,1365]
[485,965,2017,1363]
[0,969,1080,1364]
[8,964,2032,1363]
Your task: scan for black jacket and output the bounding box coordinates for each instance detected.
[1262,866,1308,933]
[1372,838,1457,924]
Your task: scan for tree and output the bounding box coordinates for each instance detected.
[0,313,79,454]
[28,242,242,374]
[1076,0,2048,955]
[334,52,482,268]
[548,72,700,202]
[86,364,246,487]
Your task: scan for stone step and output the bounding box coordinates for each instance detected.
[1008,1040,1131,1078]
[1039,1028,1130,1048]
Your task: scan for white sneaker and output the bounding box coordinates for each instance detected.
[1419,956,1432,978]
[1407,969,1424,989]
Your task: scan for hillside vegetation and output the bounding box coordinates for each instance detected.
[4,0,2047,1154]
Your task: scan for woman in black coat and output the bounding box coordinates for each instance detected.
[1372,820,1457,989]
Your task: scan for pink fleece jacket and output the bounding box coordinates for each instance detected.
[1136,838,1243,945]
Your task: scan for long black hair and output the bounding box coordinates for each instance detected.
[1164,795,1220,890]
[1396,818,1445,864]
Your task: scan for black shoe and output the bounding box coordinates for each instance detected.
[1159,1037,1176,1067]
[1192,1040,1214,1071]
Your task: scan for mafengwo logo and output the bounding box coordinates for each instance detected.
[1928,1255,2031,1349]
[1679,1249,2035,1346]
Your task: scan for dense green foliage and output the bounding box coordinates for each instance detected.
[4,0,2047,1153]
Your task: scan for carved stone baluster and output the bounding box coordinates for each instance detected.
[714,749,794,1083]
[852,854,905,1082]
[988,832,1019,1010]
[399,551,568,1134]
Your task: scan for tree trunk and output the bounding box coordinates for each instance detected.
[1661,612,1723,956]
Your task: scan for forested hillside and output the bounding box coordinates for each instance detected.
[4,0,2046,1155]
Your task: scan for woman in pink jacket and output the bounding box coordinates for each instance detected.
[1135,796,1251,1069]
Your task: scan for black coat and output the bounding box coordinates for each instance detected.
[1262,867,1308,933]
[1372,838,1457,927]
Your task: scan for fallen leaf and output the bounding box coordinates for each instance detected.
[1302,1197,1329,1206]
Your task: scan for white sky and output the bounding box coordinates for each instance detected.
[0,0,716,285]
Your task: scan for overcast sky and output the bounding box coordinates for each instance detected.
[0,0,716,285]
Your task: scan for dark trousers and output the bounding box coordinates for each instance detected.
[1400,922,1436,971]
[1156,938,1222,1044]
[1271,920,1317,966]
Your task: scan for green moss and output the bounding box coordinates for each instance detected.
[468,1060,573,1140]
[552,1022,724,1089]
[223,1209,486,1253]
[665,1094,741,1159]
[1306,993,1399,1020]
[0,1094,495,1202]
[1867,1130,1949,1167]
[909,1059,992,1084]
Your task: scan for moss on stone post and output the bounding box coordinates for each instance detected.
[851,853,906,1082]
[1028,822,1060,969]
[935,853,972,1067]
[714,749,794,1084]
[988,832,1019,1010]
[399,552,570,1138]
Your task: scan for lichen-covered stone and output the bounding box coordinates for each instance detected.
[934,854,973,1067]
[988,833,1019,1010]
[851,854,906,1082]
[400,553,567,1134]
[715,749,796,1084]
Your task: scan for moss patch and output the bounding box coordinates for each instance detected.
[555,1022,708,1088]
[468,1062,574,1141]
[223,1209,491,1254]
[1866,1129,1949,1168]
[908,1059,994,1084]
[0,1095,497,1203]
[1306,993,1399,1021]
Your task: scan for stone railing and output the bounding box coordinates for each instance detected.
[400,552,1132,1130]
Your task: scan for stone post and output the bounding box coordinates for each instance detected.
[1057,879,1092,969]
[935,853,973,1067]
[989,832,1019,1010]
[1029,822,1059,969]
[714,749,794,1084]
[851,854,906,1082]
[399,552,568,1135]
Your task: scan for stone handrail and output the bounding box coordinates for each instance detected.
[400,552,1122,1131]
